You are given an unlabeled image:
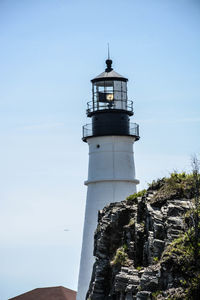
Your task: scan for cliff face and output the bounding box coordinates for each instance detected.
[86,174,200,300]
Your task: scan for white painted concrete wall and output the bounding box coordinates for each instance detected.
[77,136,139,300]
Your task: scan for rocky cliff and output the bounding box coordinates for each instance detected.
[86,173,200,300]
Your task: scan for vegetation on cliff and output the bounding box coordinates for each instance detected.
[131,169,200,299]
[161,227,200,299]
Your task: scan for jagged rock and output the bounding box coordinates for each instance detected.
[136,291,151,300]
[140,268,159,291]
[86,176,198,300]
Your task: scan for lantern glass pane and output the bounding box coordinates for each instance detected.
[92,80,128,111]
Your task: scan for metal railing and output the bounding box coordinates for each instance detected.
[82,123,140,141]
[86,99,133,115]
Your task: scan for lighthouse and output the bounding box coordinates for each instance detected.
[77,58,140,300]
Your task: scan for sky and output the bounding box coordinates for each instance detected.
[0,0,200,299]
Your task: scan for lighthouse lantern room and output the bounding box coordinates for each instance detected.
[83,58,139,141]
[77,58,140,300]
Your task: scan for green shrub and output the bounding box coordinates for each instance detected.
[153,256,159,263]
[126,189,147,203]
[149,172,199,202]
[152,290,162,299]
[128,218,135,226]
[111,245,129,266]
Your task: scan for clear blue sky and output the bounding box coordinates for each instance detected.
[0,0,199,299]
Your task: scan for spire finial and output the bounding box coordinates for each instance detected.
[105,43,113,72]
[108,42,110,60]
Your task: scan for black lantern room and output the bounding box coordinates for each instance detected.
[82,59,139,142]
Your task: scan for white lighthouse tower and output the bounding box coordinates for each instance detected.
[77,58,140,300]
